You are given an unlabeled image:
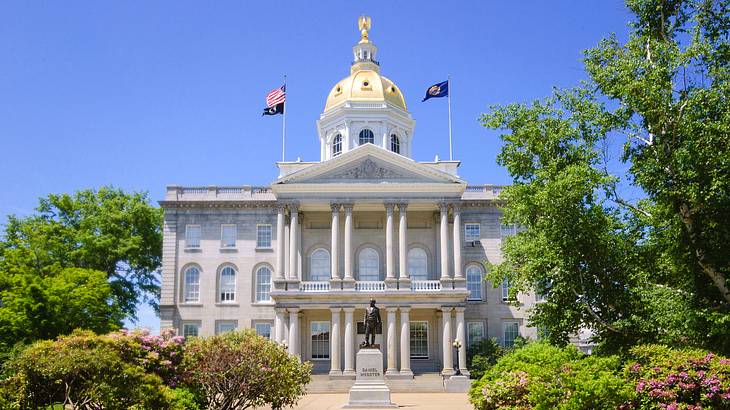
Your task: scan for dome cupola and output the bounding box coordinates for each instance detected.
[316,16,415,161]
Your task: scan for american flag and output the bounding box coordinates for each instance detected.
[265,85,286,108]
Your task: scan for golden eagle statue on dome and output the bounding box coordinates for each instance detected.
[358,15,371,43]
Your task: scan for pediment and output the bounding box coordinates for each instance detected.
[275,145,464,185]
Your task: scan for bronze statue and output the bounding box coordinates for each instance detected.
[363,298,381,347]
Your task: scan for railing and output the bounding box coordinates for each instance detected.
[463,185,506,199]
[167,186,275,201]
[299,281,330,292]
[410,280,442,291]
[355,281,386,292]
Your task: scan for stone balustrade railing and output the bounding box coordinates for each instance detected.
[462,185,505,200]
[410,280,442,291]
[354,281,386,292]
[165,185,275,201]
[299,281,331,292]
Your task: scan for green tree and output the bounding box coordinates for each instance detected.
[485,0,729,353]
[0,187,163,318]
[0,268,124,354]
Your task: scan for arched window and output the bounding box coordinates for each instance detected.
[310,248,331,281]
[407,247,428,280]
[332,134,342,157]
[219,266,236,302]
[358,247,379,281]
[183,267,200,303]
[390,134,400,154]
[466,265,483,301]
[255,266,272,302]
[359,129,374,145]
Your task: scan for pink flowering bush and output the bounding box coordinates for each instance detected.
[621,344,730,409]
[183,329,311,410]
[108,327,186,387]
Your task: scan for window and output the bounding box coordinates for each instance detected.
[500,223,524,238]
[467,322,485,348]
[390,134,400,154]
[466,265,483,301]
[311,321,330,359]
[221,224,236,248]
[182,323,200,338]
[219,266,236,302]
[503,321,519,347]
[216,321,236,334]
[257,224,272,248]
[410,321,428,359]
[332,134,342,157]
[502,278,510,301]
[358,129,374,145]
[358,247,380,281]
[465,223,481,241]
[310,248,331,281]
[255,323,272,339]
[183,267,200,303]
[255,266,272,302]
[185,225,201,248]
[407,247,428,281]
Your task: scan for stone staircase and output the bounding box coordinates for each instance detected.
[306,373,448,393]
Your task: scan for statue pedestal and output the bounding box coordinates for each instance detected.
[343,348,397,408]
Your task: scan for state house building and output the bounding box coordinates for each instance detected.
[159,17,537,378]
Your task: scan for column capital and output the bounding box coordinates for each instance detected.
[275,307,288,314]
[453,306,466,313]
[386,306,399,313]
[342,203,354,213]
[399,306,411,313]
[276,203,288,212]
[288,202,300,213]
[330,307,343,313]
[440,306,454,313]
[288,307,301,313]
[330,203,341,212]
[384,202,396,214]
[342,307,356,313]
[397,202,409,212]
[439,202,450,213]
[451,203,462,213]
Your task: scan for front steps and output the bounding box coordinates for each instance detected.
[306,373,455,393]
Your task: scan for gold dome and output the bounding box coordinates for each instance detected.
[324,70,407,112]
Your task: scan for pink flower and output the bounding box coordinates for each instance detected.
[630,363,641,372]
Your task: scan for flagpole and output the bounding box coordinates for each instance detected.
[447,74,453,161]
[282,74,287,163]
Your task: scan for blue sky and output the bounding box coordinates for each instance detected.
[0,1,632,332]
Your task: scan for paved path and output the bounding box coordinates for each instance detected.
[257,392,472,409]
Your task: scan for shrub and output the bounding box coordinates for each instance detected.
[467,338,505,380]
[469,342,632,410]
[621,344,730,409]
[2,330,175,409]
[109,327,186,387]
[183,329,312,410]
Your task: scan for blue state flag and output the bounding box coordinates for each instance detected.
[422,80,449,102]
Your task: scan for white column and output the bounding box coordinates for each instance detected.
[343,307,355,376]
[385,203,395,280]
[288,308,301,360]
[452,204,463,279]
[454,307,467,375]
[439,203,450,280]
[331,204,340,280]
[399,307,413,376]
[441,307,454,375]
[343,205,354,280]
[276,205,286,280]
[329,308,342,375]
[398,203,409,281]
[274,308,286,344]
[385,307,398,375]
[288,204,299,280]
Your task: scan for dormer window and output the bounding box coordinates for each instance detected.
[359,129,374,145]
[390,134,400,154]
[332,134,342,157]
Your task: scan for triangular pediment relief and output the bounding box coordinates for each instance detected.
[275,145,464,185]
